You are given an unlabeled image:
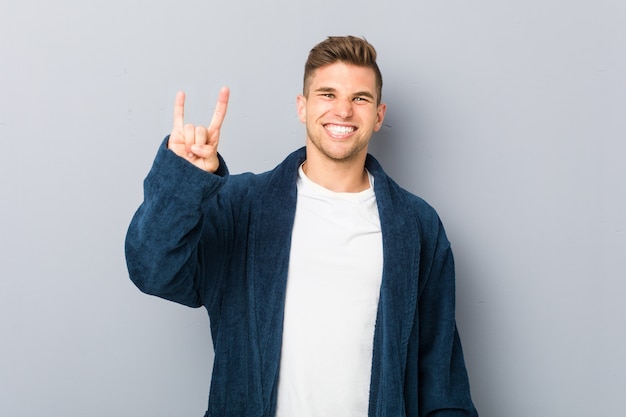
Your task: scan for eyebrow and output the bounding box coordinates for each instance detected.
[313,87,337,95]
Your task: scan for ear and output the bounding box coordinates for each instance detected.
[373,102,387,132]
[296,94,307,123]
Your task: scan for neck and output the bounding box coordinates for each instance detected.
[302,151,370,193]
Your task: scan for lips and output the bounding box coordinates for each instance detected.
[324,124,356,138]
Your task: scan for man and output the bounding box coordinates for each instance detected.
[126,36,478,417]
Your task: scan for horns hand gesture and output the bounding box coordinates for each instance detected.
[168,87,230,173]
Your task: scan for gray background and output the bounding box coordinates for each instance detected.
[1,0,624,416]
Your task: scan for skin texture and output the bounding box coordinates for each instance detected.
[169,62,386,193]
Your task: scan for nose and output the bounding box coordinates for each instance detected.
[334,98,353,119]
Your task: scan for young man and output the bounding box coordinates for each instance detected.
[126,36,478,417]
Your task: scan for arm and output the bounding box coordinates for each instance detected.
[414,220,478,416]
[124,89,232,307]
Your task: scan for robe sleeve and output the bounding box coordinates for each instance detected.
[124,137,230,308]
[415,220,478,417]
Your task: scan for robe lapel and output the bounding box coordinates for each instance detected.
[367,156,422,416]
[250,149,304,410]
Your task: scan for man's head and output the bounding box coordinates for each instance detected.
[303,36,383,105]
[296,37,387,173]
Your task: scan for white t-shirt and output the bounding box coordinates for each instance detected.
[275,165,383,417]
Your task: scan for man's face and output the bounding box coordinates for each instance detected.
[297,62,386,164]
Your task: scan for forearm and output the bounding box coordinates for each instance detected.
[417,232,477,416]
[125,137,229,307]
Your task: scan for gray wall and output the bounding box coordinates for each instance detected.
[1,1,624,416]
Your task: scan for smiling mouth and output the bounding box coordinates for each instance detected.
[324,124,356,137]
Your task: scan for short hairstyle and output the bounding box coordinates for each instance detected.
[303,36,383,104]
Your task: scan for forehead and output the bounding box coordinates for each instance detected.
[307,62,378,94]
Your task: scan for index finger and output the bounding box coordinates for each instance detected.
[208,86,230,131]
[172,91,185,130]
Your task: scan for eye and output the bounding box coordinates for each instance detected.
[353,96,370,103]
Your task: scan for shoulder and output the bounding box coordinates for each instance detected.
[367,154,439,217]
[366,153,447,242]
[218,147,306,198]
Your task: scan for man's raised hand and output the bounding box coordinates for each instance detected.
[168,87,230,172]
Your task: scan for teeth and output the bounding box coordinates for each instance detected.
[326,125,355,135]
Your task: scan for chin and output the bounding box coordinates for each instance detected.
[323,147,364,163]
